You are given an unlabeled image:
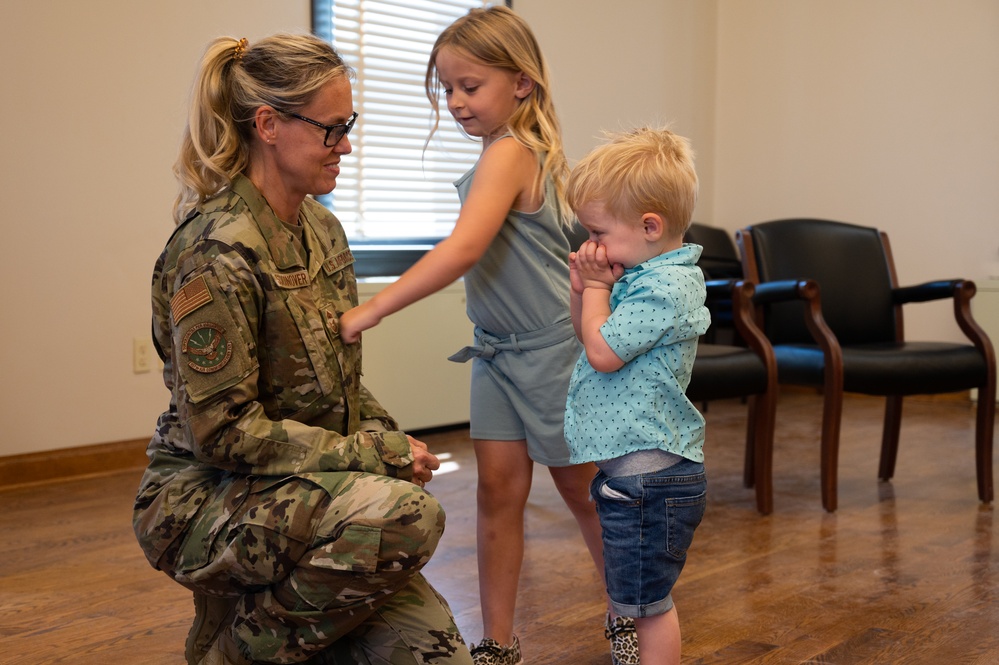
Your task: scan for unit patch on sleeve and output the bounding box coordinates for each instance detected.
[182,322,233,373]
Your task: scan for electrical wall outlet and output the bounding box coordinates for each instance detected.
[133,337,153,374]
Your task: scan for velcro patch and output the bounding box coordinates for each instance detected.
[274,270,311,289]
[171,275,214,323]
[324,249,354,274]
[182,322,233,373]
[325,308,340,336]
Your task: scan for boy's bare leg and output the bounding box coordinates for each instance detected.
[635,609,681,665]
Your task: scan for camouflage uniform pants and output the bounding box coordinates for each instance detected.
[160,471,472,664]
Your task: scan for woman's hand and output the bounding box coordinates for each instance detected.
[339,302,381,343]
[407,436,440,488]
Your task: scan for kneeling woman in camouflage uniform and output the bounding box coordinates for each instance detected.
[133,34,472,665]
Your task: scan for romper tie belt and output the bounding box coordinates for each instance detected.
[447,318,576,363]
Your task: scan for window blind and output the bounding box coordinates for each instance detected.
[313,0,490,240]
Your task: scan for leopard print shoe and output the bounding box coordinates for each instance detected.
[470,635,524,665]
[605,613,639,665]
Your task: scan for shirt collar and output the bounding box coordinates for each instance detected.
[231,175,331,276]
[625,243,703,276]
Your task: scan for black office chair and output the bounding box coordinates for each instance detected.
[685,224,742,344]
[737,218,995,512]
[684,223,743,280]
[687,279,778,514]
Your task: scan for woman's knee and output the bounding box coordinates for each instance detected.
[271,484,447,613]
[326,478,447,563]
[379,484,447,559]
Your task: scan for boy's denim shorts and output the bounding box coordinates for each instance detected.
[590,458,707,618]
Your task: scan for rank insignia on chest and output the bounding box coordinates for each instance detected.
[324,308,340,335]
[182,322,233,373]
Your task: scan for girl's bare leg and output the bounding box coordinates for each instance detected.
[473,439,534,645]
[548,463,609,595]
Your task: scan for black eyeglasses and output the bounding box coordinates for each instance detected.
[278,109,358,147]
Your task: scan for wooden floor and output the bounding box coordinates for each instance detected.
[1,391,996,664]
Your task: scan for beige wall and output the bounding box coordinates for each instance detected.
[1,0,997,456]
[711,0,999,340]
[0,2,310,456]
[518,0,718,226]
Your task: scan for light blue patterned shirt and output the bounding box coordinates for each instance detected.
[564,244,711,464]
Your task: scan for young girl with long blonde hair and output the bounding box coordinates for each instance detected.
[340,6,635,665]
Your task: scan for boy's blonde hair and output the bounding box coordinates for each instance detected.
[425,5,571,226]
[566,127,698,238]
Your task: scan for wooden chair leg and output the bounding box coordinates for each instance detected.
[752,391,776,515]
[878,395,904,480]
[975,381,995,503]
[820,389,844,512]
[743,396,757,489]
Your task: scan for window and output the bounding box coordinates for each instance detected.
[312,0,496,242]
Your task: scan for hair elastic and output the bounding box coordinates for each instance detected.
[233,37,248,62]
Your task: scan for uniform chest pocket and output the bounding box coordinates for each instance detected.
[261,288,343,402]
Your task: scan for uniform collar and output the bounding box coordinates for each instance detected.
[231,175,332,277]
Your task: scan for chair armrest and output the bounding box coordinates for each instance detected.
[750,279,830,340]
[729,281,778,377]
[891,279,964,305]
[892,279,994,362]
[751,279,814,305]
[752,278,845,396]
[704,278,737,301]
[943,280,997,366]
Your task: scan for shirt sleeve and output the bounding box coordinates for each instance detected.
[166,250,414,479]
[598,278,681,364]
[358,383,402,433]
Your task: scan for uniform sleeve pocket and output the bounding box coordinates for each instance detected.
[174,274,257,404]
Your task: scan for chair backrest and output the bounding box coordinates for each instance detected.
[741,218,897,345]
[684,223,743,280]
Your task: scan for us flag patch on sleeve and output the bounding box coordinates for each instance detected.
[171,275,213,323]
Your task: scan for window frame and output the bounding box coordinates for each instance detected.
[311,0,511,276]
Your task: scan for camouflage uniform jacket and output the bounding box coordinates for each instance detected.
[134,174,414,568]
